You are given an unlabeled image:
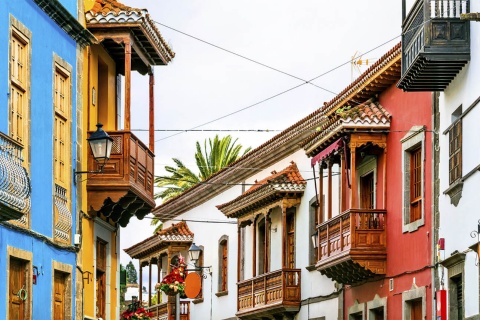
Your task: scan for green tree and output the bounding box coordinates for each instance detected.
[126,261,137,284]
[152,135,250,231]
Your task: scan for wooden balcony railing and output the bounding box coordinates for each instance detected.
[0,132,31,221]
[399,0,470,91]
[86,130,155,226]
[237,268,301,319]
[316,209,387,284]
[145,301,190,320]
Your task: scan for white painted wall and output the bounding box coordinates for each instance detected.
[160,149,340,319]
[438,1,480,317]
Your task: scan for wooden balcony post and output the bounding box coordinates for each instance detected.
[124,39,131,131]
[149,69,155,153]
[237,226,241,283]
[252,217,257,277]
[265,213,270,274]
[139,261,143,302]
[148,261,152,306]
[350,144,357,208]
[157,256,161,304]
[326,223,330,258]
[318,163,324,260]
[282,206,287,268]
[319,163,324,224]
[327,159,332,220]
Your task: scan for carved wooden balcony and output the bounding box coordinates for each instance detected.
[86,130,155,227]
[0,132,31,221]
[145,301,190,320]
[236,268,301,319]
[316,209,387,284]
[398,0,470,91]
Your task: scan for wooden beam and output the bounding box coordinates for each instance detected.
[149,69,155,152]
[124,39,132,130]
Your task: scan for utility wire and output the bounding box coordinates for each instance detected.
[154,33,400,142]
[153,16,431,143]
[153,21,338,95]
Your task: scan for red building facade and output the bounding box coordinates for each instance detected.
[302,43,434,319]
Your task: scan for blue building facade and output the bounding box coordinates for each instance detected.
[0,0,93,318]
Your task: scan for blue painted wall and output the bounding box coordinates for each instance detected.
[0,0,80,318]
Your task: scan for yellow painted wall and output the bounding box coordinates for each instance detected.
[81,43,120,319]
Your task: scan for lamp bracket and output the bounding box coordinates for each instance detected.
[73,167,105,184]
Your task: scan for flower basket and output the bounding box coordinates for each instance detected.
[156,254,187,297]
[165,288,180,296]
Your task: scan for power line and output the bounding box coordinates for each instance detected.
[154,33,400,142]
[153,21,338,95]
[133,129,282,132]
[152,16,433,143]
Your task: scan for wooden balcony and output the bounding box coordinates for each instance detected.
[86,130,155,227]
[316,209,387,284]
[145,301,190,320]
[236,268,301,319]
[398,0,470,91]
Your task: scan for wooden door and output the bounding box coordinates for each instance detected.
[9,257,27,320]
[54,271,66,320]
[96,272,106,319]
[411,299,422,320]
[360,172,374,209]
[286,213,295,269]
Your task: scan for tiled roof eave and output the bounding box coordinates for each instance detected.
[320,45,401,116]
[304,122,390,157]
[86,11,174,63]
[218,184,305,218]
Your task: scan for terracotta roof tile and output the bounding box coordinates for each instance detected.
[157,221,194,241]
[86,0,175,62]
[217,161,306,211]
[123,221,193,259]
[90,0,139,15]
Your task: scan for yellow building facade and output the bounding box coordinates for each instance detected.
[77,0,174,318]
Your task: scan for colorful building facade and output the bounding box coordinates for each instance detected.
[78,0,174,319]
[0,0,93,318]
[400,0,480,318]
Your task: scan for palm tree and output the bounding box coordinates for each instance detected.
[151,135,251,232]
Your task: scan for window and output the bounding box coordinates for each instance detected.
[96,238,107,319]
[401,126,425,232]
[409,147,422,223]
[348,300,365,320]
[449,106,462,185]
[9,22,30,170]
[367,294,386,320]
[9,17,31,228]
[53,56,73,244]
[440,251,465,320]
[450,275,463,320]
[402,284,426,320]
[197,249,204,299]
[218,236,228,293]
